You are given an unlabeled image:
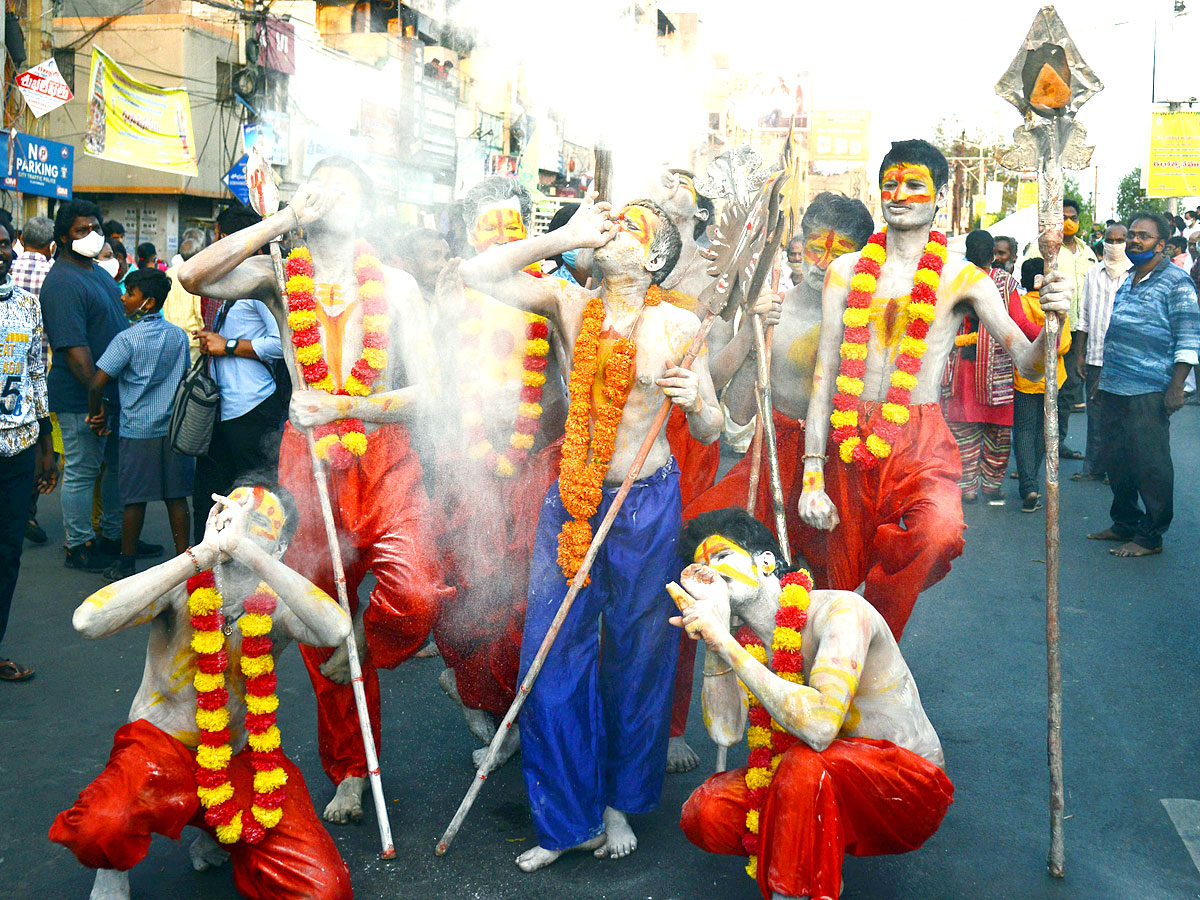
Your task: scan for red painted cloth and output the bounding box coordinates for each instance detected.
[49,719,352,900]
[824,403,965,639]
[681,738,953,900]
[672,412,828,738]
[433,438,563,717]
[279,422,453,784]
[666,405,721,508]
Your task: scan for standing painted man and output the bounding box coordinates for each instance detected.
[459,195,723,871]
[799,139,1072,639]
[180,156,454,826]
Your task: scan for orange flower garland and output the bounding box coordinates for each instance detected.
[556,285,663,581]
[187,571,287,845]
[736,569,812,881]
[284,241,390,470]
[830,230,947,468]
[460,294,549,478]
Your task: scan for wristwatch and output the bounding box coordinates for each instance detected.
[224,338,238,357]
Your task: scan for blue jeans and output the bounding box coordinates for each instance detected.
[57,412,121,548]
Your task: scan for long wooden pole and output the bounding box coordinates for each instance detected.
[1037,117,1066,879]
[267,241,396,860]
[435,312,720,856]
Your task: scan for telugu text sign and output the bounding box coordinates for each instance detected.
[83,47,199,177]
[1147,109,1200,199]
[15,59,73,118]
[810,111,870,162]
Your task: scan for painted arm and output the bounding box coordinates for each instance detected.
[797,259,853,530]
[657,318,722,444]
[971,271,1070,380]
[213,499,350,648]
[73,550,200,639]
[711,290,785,407]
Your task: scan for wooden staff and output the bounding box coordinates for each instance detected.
[435,312,721,856]
[746,265,782,514]
[1036,116,1065,879]
[265,239,396,860]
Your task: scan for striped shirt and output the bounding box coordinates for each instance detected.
[95,311,190,439]
[1075,261,1127,367]
[0,281,48,456]
[1098,257,1200,396]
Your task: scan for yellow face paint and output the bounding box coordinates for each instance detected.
[229,486,285,543]
[693,534,759,587]
[470,207,527,252]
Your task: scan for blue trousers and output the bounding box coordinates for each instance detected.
[519,458,682,851]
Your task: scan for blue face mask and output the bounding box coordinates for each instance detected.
[1126,248,1158,265]
[561,249,579,269]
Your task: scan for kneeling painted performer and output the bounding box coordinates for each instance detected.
[459,194,723,871]
[50,486,353,900]
[674,507,953,900]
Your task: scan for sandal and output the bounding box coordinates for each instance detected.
[1059,447,1084,460]
[0,658,34,681]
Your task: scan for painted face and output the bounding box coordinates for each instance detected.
[310,166,365,236]
[692,533,768,590]
[229,486,286,546]
[617,204,659,250]
[470,201,527,252]
[881,164,936,205]
[803,228,859,271]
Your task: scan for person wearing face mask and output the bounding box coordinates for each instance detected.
[40,199,154,572]
[1073,223,1129,482]
[97,239,129,287]
[1085,212,1200,558]
[1023,197,1095,454]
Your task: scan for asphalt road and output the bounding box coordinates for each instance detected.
[3,406,1199,900]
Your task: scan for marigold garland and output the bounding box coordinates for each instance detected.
[188,571,288,845]
[284,242,390,470]
[556,285,662,581]
[830,230,947,469]
[736,569,813,880]
[460,293,549,478]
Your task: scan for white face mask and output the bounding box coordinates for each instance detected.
[1102,241,1129,277]
[72,231,105,259]
[97,258,120,278]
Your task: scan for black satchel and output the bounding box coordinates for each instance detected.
[167,301,234,457]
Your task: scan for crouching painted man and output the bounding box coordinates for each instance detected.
[674,508,953,900]
[50,485,353,900]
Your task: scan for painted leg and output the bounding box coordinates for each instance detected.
[323,775,365,826]
[188,829,227,870]
[88,869,129,900]
[438,666,497,745]
[515,835,606,873]
[593,807,638,860]
[667,735,700,774]
[472,724,520,774]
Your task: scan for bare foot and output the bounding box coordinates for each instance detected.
[666,736,700,773]
[1087,528,1126,542]
[472,724,520,774]
[516,835,606,872]
[1110,541,1162,558]
[89,869,130,900]
[414,639,440,658]
[439,667,497,744]
[188,831,227,870]
[323,775,365,825]
[594,807,637,859]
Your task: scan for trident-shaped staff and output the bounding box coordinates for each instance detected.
[994,5,1103,878]
[244,145,395,859]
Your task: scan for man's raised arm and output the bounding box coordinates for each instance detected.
[458,194,616,318]
[72,549,214,639]
[969,269,1070,380]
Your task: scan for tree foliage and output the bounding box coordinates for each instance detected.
[1115,168,1169,224]
[1063,175,1095,235]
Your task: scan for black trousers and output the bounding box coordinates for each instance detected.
[192,396,283,542]
[1099,391,1174,550]
[1082,364,1106,476]
[1012,390,1048,499]
[0,445,36,647]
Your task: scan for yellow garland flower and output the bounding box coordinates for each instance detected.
[843,308,870,328]
[197,782,234,807]
[849,273,877,294]
[882,403,910,425]
[195,707,231,732]
[361,348,387,371]
[216,817,243,844]
[286,274,314,294]
[467,441,491,459]
[191,630,224,656]
[830,410,858,429]
[840,342,868,360]
[253,768,288,794]
[246,693,280,715]
[779,670,805,684]
[527,338,550,357]
[341,432,368,456]
[196,743,233,770]
[342,376,371,398]
[866,433,892,458]
[287,310,317,332]
[746,809,760,833]
[241,654,275,678]
[747,725,772,747]
[194,671,225,692]
[239,613,273,638]
[248,725,282,753]
[495,456,516,478]
[913,269,940,288]
[836,375,864,396]
[522,370,546,388]
[898,336,928,358]
[295,344,323,366]
[188,587,222,614]
[772,628,803,653]
[518,402,542,419]
[309,375,335,393]
[861,242,886,263]
[362,314,388,332]
[746,857,758,879]
[891,371,918,391]
[358,279,384,300]
[840,435,861,464]
[907,301,937,323]
[253,806,284,829]
[779,584,808,607]
[745,643,769,666]
[745,766,774,790]
[509,432,535,450]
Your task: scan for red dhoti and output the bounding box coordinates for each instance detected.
[433,439,563,717]
[279,423,453,785]
[681,738,953,900]
[667,405,721,508]
[671,412,827,738]
[49,719,352,900]
[823,402,965,639]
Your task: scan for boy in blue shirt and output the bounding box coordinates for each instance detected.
[88,269,193,580]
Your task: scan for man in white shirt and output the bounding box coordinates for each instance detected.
[1073,223,1128,482]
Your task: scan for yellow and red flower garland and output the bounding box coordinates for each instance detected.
[556,285,662,581]
[460,296,549,478]
[284,241,389,470]
[736,569,813,880]
[830,230,947,468]
[188,571,287,845]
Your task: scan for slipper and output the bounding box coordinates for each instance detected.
[1110,543,1162,558]
[0,658,34,681]
[1058,448,1084,460]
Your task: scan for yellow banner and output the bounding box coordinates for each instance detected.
[810,110,870,162]
[1016,180,1039,210]
[1147,109,1200,198]
[83,47,198,177]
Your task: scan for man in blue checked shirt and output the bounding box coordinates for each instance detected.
[1086,211,1200,558]
[88,269,193,581]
